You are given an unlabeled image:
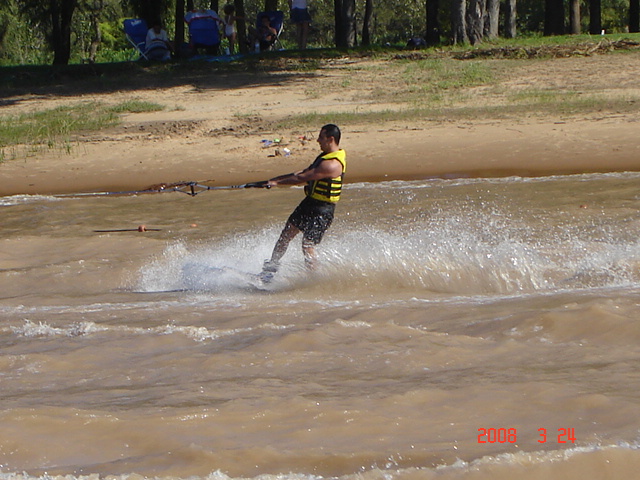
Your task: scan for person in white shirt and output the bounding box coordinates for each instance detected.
[223,4,243,54]
[145,22,173,61]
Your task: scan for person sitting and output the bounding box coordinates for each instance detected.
[145,21,174,60]
[248,14,277,52]
[185,8,221,25]
[184,9,223,55]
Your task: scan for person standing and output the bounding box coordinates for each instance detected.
[288,0,311,49]
[258,124,346,282]
[222,4,242,54]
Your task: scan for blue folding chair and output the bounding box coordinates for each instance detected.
[123,19,149,60]
[185,10,221,54]
[257,11,284,50]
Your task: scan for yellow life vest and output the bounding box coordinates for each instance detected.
[305,149,347,203]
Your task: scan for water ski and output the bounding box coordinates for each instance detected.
[181,263,270,292]
[212,266,269,291]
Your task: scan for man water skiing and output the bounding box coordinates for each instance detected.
[256,124,346,282]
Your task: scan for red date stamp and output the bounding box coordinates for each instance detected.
[477,427,576,444]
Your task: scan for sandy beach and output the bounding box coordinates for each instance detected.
[1,50,639,196]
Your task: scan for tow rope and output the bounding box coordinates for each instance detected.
[56,180,270,198]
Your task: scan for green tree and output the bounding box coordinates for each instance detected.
[601,0,629,31]
[74,0,123,62]
[1,0,639,65]
[0,0,49,64]
[126,0,173,24]
[18,0,78,64]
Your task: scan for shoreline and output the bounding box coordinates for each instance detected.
[1,116,639,196]
[2,51,640,197]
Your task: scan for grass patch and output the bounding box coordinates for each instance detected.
[397,58,495,105]
[0,99,167,161]
[0,102,118,147]
[232,111,262,120]
[107,99,165,113]
[506,88,640,114]
[275,94,640,130]
[401,59,493,90]
[507,88,571,105]
[359,56,505,108]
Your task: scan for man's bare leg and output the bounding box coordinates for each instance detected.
[270,222,299,264]
[302,239,317,270]
[261,222,300,281]
[300,22,309,49]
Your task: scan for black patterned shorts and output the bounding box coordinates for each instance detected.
[287,196,336,244]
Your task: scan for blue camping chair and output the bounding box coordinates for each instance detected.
[123,19,149,60]
[185,10,221,54]
[256,11,284,50]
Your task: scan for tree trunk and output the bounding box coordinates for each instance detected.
[630,0,640,32]
[132,0,172,24]
[234,0,248,52]
[426,0,440,45]
[504,0,517,38]
[451,0,468,44]
[50,0,77,65]
[467,0,485,45]
[569,0,580,34]
[334,0,344,46]
[341,0,356,47]
[87,0,102,63]
[175,0,185,54]
[589,0,601,34]
[544,0,564,35]
[362,0,373,46]
[210,0,220,12]
[484,0,499,38]
[264,0,279,11]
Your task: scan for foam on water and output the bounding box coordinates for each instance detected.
[137,234,280,293]
[135,207,640,297]
[5,173,640,480]
[0,194,61,207]
[4,318,294,343]
[2,442,640,480]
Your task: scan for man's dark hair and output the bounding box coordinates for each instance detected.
[321,124,341,144]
